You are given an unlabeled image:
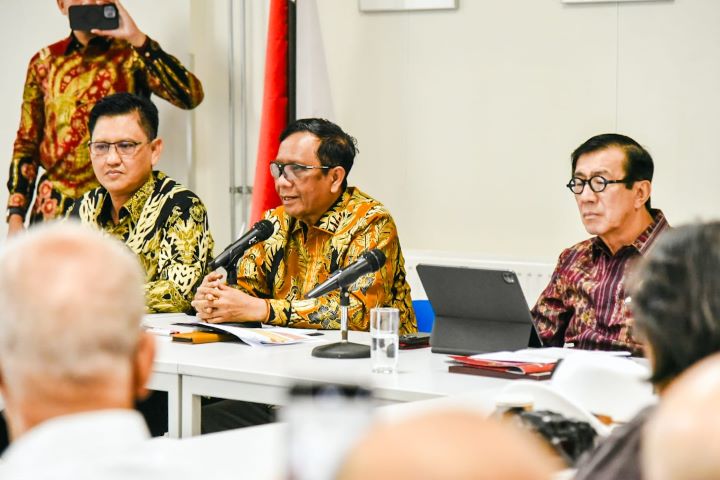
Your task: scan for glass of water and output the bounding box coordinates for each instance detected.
[370,307,400,374]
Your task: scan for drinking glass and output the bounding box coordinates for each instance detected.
[370,307,400,373]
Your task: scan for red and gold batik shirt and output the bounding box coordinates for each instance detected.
[235,187,417,334]
[531,209,669,355]
[7,33,204,223]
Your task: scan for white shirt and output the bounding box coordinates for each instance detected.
[0,409,212,480]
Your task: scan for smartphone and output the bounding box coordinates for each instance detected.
[399,332,431,349]
[68,4,119,31]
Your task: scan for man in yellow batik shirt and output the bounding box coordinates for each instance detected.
[193,118,416,335]
[7,0,203,235]
[69,93,212,314]
[191,118,415,434]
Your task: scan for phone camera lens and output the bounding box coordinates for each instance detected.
[104,5,117,18]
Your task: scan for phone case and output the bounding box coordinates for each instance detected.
[399,333,431,349]
[68,4,119,31]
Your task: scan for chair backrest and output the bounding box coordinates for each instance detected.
[412,299,435,333]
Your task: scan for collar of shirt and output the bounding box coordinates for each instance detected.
[591,208,668,259]
[289,187,351,236]
[98,173,157,225]
[0,409,149,469]
[63,32,113,55]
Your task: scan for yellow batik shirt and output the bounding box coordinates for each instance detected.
[8,33,204,224]
[68,171,213,313]
[236,187,417,334]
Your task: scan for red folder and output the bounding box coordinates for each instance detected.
[448,355,559,381]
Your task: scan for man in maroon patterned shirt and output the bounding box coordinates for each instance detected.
[531,134,669,355]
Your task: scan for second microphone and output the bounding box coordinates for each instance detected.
[209,219,274,271]
[305,249,387,299]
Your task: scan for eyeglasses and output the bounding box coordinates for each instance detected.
[269,161,333,182]
[88,141,146,158]
[566,175,628,194]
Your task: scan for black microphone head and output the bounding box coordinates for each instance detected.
[362,249,386,271]
[254,219,275,241]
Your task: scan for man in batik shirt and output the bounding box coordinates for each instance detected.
[531,134,669,355]
[193,118,416,335]
[69,93,212,313]
[7,0,203,234]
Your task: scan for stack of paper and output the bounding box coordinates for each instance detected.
[173,320,323,347]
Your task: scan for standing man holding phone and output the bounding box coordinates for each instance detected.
[6,0,204,235]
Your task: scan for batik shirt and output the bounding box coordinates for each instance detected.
[235,187,417,334]
[68,171,213,313]
[531,209,669,355]
[8,33,204,224]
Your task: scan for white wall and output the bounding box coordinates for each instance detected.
[2,0,719,262]
[189,0,271,246]
[313,0,720,260]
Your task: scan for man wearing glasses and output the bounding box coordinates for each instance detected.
[191,118,415,433]
[6,0,204,235]
[193,118,416,335]
[68,92,213,314]
[531,134,669,354]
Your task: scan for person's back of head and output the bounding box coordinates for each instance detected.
[0,221,150,440]
[336,410,561,480]
[643,353,720,480]
[629,221,720,389]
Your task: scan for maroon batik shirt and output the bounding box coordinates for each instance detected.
[531,209,669,355]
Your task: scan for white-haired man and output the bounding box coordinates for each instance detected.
[0,223,197,479]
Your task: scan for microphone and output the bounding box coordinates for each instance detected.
[209,220,274,270]
[306,249,387,299]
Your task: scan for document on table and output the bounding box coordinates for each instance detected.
[469,347,632,363]
[144,312,191,323]
[143,313,196,336]
[173,319,323,347]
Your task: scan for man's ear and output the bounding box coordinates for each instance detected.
[132,332,156,401]
[149,138,163,168]
[57,0,68,15]
[329,166,346,194]
[634,180,652,210]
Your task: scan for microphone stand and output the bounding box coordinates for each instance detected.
[311,285,371,359]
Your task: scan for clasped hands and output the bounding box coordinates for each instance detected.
[191,271,268,324]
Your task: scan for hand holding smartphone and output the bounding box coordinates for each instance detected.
[68,4,119,31]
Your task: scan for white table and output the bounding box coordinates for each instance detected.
[145,315,510,438]
[146,316,657,439]
[146,366,181,438]
[152,423,285,479]
[168,331,508,437]
[154,419,575,480]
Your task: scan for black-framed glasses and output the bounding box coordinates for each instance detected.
[269,161,333,182]
[566,175,628,194]
[88,140,145,158]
